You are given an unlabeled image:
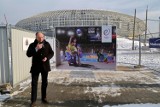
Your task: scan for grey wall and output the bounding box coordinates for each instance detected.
[0,26,10,84]
[11,28,35,86]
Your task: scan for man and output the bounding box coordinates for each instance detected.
[26,32,54,107]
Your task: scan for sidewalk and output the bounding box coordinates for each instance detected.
[1,66,160,107]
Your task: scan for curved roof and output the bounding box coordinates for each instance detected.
[16,9,145,37]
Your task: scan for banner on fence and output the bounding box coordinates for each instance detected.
[149,38,160,48]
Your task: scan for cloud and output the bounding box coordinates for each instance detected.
[148,10,160,19]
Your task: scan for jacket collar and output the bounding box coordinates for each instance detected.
[33,39,46,46]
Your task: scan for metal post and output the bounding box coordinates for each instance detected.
[144,6,148,46]
[159,17,160,37]
[132,9,136,50]
[0,25,10,84]
[7,25,13,85]
[52,27,56,65]
[139,34,141,66]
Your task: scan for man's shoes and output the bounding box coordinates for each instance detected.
[30,102,36,107]
[42,98,49,104]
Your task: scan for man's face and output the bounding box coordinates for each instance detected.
[36,33,44,43]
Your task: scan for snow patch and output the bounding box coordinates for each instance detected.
[85,85,121,97]
[103,103,160,107]
[11,78,31,97]
[117,37,160,72]
[0,94,10,102]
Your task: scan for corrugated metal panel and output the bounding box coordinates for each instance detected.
[0,26,10,84]
[11,28,35,86]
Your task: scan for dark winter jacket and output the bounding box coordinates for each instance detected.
[26,39,54,73]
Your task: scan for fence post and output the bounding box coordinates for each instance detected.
[139,34,141,66]
[0,25,10,84]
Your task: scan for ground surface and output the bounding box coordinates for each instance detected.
[2,66,160,107]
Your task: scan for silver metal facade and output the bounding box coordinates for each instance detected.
[16,9,145,37]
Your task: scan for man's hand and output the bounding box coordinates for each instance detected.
[42,57,47,62]
[36,43,43,50]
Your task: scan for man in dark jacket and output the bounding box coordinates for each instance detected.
[26,32,54,107]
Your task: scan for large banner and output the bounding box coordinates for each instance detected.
[55,26,116,70]
[149,38,160,48]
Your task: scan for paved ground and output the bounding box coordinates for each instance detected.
[2,66,160,107]
[56,61,116,70]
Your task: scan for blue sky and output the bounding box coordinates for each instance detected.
[0,0,159,33]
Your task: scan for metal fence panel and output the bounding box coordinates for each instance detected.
[117,37,160,72]
[11,28,35,86]
[0,26,10,84]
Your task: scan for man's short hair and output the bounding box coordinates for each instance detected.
[36,32,44,36]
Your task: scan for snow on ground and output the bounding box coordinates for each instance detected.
[2,37,159,106]
[0,94,10,102]
[48,69,160,86]
[84,84,121,103]
[85,85,121,97]
[103,103,160,107]
[0,78,31,103]
[47,68,160,104]
[117,37,160,72]
[11,78,31,97]
[117,37,140,50]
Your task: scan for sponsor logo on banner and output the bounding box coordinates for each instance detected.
[149,38,160,48]
[102,25,112,43]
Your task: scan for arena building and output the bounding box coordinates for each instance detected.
[16,9,145,37]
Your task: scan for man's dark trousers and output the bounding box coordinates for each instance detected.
[31,69,48,103]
